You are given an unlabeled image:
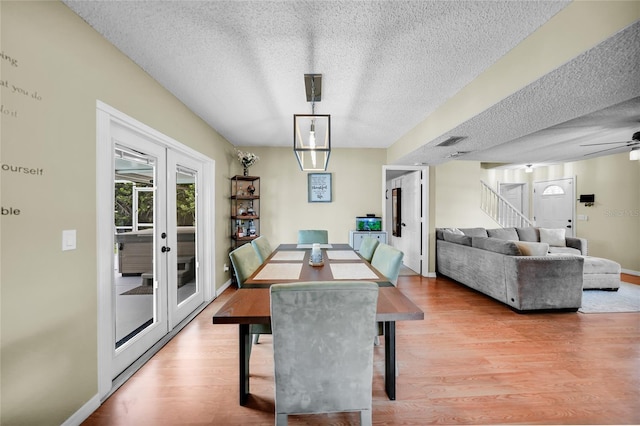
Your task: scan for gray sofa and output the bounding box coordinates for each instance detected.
[436,227,585,312]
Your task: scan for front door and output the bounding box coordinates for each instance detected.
[533,177,575,237]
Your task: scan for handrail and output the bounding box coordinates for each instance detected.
[480,180,533,228]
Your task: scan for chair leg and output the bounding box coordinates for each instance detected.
[276,413,288,426]
[360,409,372,426]
[253,334,260,344]
[374,335,380,346]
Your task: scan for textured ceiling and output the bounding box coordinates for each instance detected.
[63,1,640,167]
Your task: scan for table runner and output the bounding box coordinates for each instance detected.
[253,263,303,280]
[296,243,333,249]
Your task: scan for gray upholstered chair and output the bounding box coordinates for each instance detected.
[251,235,273,263]
[270,281,378,426]
[229,243,271,346]
[358,237,380,262]
[370,243,404,348]
[297,229,329,244]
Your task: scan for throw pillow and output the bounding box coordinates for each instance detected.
[443,227,464,235]
[443,232,472,246]
[539,228,566,247]
[514,241,549,256]
[487,228,519,241]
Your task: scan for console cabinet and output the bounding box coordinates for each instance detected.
[349,231,387,250]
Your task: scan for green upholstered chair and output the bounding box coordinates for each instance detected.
[370,243,404,286]
[229,243,271,346]
[251,235,273,263]
[370,243,404,350]
[358,237,380,262]
[270,281,378,426]
[297,229,329,244]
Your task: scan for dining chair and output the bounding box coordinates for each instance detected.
[229,243,271,346]
[297,229,329,244]
[270,281,378,426]
[251,235,273,263]
[358,237,380,262]
[370,243,404,349]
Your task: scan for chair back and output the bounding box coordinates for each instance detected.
[297,230,329,244]
[229,243,262,287]
[251,236,273,263]
[370,243,404,286]
[270,281,378,424]
[358,237,380,262]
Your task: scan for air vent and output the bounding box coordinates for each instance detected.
[437,136,467,147]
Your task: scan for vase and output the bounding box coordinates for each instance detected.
[243,167,249,176]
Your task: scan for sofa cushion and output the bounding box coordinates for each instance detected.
[514,241,549,256]
[472,237,522,256]
[515,227,540,242]
[548,246,581,255]
[442,232,472,246]
[459,227,489,238]
[540,228,566,247]
[487,227,519,241]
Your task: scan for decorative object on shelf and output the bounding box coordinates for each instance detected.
[294,74,331,171]
[247,184,255,195]
[235,149,259,176]
[308,172,332,203]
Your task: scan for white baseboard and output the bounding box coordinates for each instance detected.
[216,278,232,297]
[62,393,100,426]
[424,272,437,278]
[622,268,640,277]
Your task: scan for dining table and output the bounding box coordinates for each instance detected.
[213,243,424,405]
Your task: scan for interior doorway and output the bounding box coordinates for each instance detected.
[499,182,529,219]
[382,166,429,276]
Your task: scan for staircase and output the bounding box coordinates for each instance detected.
[480,180,533,228]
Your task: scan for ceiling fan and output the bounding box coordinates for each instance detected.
[581,131,640,156]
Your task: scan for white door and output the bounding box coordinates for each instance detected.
[533,178,575,237]
[167,151,205,327]
[400,171,422,273]
[500,183,525,215]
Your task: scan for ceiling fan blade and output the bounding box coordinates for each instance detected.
[579,140,629,147]
[583,145,628,156]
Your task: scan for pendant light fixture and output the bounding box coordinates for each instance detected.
[294,74,331,171]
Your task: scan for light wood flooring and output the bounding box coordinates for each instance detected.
[84,274,640,425]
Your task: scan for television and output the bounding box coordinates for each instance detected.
[356,216,382,231]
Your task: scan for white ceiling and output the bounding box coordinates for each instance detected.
[63,1,640,167]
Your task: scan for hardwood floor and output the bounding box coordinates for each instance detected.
[84,274,640,425]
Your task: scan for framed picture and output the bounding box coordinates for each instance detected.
[308,173,332,202]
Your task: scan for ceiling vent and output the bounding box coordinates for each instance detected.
[437,136,467,147]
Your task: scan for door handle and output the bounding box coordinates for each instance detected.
[401,223,406,227]
[566,225,572,229]
[161,246,171,253]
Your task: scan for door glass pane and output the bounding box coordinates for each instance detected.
[176,167,197,305]
[114,147,157,349]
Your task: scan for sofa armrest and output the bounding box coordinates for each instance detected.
[565,237,587,255]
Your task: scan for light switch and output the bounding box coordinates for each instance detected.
[62,229,77,251]
[577,214,588,221]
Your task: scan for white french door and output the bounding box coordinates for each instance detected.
[98,102,213,397]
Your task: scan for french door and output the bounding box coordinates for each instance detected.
[111,133,205,377]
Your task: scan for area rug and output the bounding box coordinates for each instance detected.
[579,283,640,314]
[121,285,153,295]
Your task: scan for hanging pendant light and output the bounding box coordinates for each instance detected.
[294,74,330,171]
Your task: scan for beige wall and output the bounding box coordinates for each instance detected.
[237,147,386,247]
[1,2,237,424]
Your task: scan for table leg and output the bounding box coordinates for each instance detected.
[384,321,396,400]
[239,324,250,405]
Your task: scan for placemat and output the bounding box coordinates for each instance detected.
[271,251,305,261]
[253,263,303,280]
[330,263,379,280]
[326,250,361,260]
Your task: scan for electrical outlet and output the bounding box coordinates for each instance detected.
[223,263,229,272]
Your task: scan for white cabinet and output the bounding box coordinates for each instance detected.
[349,231,387,250]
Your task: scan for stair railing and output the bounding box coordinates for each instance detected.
[480,180,533,228]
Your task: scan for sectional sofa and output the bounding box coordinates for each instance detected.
[435,227,585,312]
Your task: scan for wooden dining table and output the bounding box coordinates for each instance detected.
[213,243,424,405]
[243,243,393,287]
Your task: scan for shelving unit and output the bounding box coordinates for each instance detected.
[230,175,260,250]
